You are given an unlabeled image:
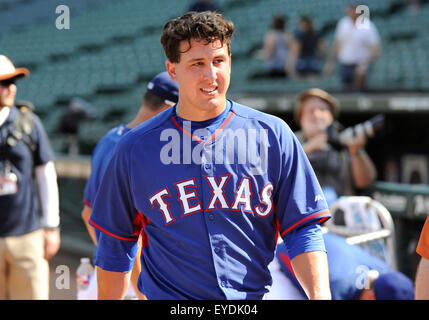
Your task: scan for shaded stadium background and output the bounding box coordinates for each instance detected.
[1,0,428,298]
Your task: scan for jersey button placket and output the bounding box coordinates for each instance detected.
[202,140,213,172]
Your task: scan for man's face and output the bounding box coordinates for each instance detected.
[166,38,231,120]
[346,5,359,21]
[300,97,334,138]
[0,79,17,107]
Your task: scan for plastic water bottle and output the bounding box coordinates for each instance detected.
[76,257,94,292]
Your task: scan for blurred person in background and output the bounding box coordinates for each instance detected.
[323,2,381,91]
[415,216,429,299]
[80,72,178,300]
[253,14,293,78]
[266,232,415,300]
[294,88,377,205]
[287,15,327,79]
[0,55,60,299]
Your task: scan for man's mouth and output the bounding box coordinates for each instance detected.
[200,86,218,94]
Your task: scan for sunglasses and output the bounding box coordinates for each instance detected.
[0,79,16,87]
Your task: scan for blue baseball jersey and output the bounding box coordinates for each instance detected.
[83,124,130,241]
[84,124,131,208]
[276,232,391,300]
[89,100,331,300]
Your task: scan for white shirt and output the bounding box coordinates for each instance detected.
[0,106,11,127]
[334,16,380,65]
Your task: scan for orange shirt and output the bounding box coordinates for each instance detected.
[417,216,429,260]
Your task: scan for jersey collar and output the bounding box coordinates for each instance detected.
[171,100,234,143]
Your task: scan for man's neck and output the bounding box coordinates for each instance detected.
[176,100,227,122]
[126,105,170,129]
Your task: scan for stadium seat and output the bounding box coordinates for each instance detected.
[2,0,428,153]
[325,196,398,270]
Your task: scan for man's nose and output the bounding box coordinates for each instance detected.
[203,63,217,81]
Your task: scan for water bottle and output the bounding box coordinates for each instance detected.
[76,257,94,292]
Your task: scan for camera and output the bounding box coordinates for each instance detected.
[326,114,385,150]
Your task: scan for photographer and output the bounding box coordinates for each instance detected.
[294,88,377,204]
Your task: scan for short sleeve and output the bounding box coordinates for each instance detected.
[83,142,103,207]
[89,141,143,271]
[273,123,331,240]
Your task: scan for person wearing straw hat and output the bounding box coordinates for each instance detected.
[294,88,377,205]
[0,55,60,299]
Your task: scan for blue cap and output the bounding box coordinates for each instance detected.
[373,271,415,300]
[147,72,179,105]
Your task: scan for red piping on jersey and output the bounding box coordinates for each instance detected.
[278,252,296,278]
[280,210,330,237]
[89,219,139,242]
[136,211,151,248]
[171,117,203,143]
[273,205,281,245]
[83,198,91,208]
[170,111,234,143]
[208,111,234,142]
[318,216,330,225]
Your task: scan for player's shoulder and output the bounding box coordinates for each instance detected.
[230,99,291,131]
[115,106,175,152]
[94,124,128,151]
[105,124,129,141]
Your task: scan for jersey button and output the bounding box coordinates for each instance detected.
[208,213,214,221]
[204,164,211,170]
[221,280,227,287]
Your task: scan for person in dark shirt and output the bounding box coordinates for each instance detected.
[287,16,327,78]
[0,55,60,299]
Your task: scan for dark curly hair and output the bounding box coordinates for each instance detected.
[161,11,235,63]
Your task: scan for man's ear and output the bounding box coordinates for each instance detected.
[165,60,177,82]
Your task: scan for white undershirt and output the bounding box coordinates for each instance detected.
[35,161,60,228]
[0,107,11,127]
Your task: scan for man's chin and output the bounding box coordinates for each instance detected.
[200,96,226,109]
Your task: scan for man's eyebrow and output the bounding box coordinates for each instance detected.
[186,54,228,63]
[187,57,205,63]
[213,54,227,60]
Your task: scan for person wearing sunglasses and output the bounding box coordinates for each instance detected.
[0,55,60,299]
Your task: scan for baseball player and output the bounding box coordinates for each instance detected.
[80,72,179,299]
[267,232,414,300]
[89,11,331,300]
